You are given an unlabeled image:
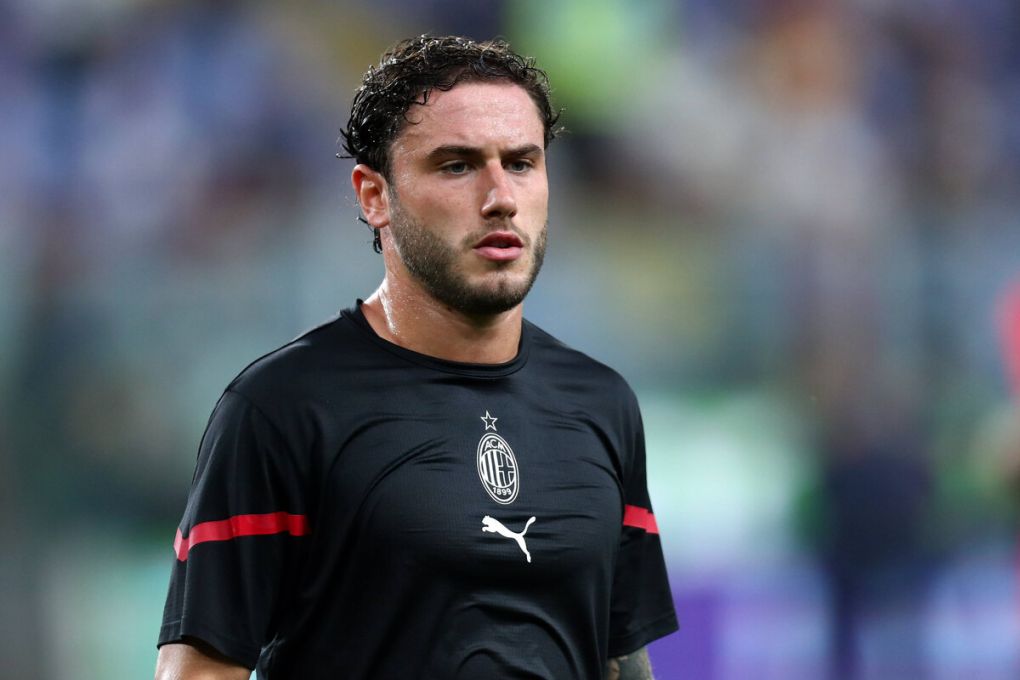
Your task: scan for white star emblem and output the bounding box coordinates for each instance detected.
[480,411,498,431]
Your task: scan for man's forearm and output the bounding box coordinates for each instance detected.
[154,641,251,680]
[607,646,655,680]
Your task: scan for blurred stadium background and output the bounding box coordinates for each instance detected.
[3,0,1020,678]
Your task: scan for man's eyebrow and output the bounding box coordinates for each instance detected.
[504,143,544,158]
[424,144,544,162]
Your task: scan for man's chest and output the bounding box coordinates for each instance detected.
[315,390,625,577]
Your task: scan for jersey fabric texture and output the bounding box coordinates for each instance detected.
[158,302,678,679]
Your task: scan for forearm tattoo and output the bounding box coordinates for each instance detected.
[606,647,654,680]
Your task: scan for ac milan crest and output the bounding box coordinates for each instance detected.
[476,411,519,504]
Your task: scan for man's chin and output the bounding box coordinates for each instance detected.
[468,268,530,289]
[440,278,533,317]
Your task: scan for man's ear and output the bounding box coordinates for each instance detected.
[351,164,391,228]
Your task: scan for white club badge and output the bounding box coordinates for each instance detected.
[476,410,519,504]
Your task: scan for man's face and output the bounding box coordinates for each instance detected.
[382,80,549,316]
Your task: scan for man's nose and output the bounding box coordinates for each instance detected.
[480,164,518,219]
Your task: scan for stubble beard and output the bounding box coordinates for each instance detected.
[387,199,547,317]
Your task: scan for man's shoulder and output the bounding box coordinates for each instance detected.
[225,311,362,404]
[524,320,637,399]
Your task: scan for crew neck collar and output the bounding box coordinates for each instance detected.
[343,300,530,378]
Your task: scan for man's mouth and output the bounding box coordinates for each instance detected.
[473,231,525,262]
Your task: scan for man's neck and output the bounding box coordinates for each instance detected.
[360,279,523,364]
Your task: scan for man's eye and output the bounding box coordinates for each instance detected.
[442,162,469,174]
[507,160,532,172]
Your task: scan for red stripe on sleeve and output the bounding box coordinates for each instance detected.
[622,504,659,534]
[998,280,1020,396]
[174,512,309,561]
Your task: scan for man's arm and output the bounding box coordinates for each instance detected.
[606,646,655,680]
[154,640,251,680]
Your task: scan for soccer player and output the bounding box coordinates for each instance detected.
[155,35,677,679]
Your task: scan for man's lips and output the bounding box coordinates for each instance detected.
[473,231,524,261]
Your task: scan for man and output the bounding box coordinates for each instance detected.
[155,35,677,679]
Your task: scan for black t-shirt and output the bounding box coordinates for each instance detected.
[158,303,677,679]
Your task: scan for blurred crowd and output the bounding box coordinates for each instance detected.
[2,0,1019,678]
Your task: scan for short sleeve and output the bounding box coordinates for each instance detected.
[608,403,679,657]
[157,389,311,669]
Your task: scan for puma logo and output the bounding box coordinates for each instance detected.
[481,515,536,563]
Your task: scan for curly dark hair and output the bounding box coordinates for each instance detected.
[339,35,560,180]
